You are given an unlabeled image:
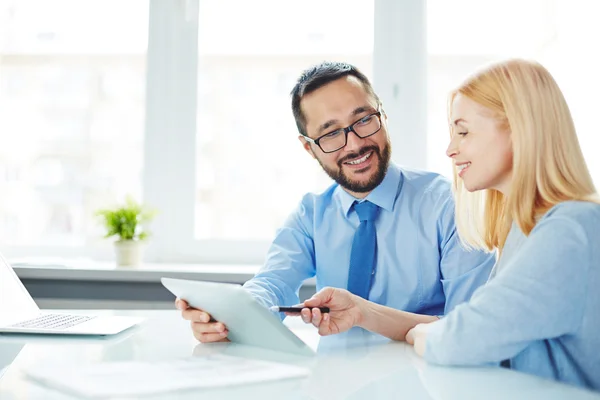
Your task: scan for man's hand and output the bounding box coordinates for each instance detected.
[296,287,364,336]
[176,298,230,343]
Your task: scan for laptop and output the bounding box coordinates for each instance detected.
[0,253,143,335]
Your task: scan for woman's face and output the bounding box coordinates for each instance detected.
[446,94,513,194]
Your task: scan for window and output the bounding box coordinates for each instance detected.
[194,0,374,240]
[0,1,425,263]
[11,1,596,264]
[0,0,148,249]
[427,0,600,186]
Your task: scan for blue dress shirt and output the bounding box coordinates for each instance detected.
[424,201,600,391]
[243,163,495,316]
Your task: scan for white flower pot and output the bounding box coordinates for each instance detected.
[114,240,144,267]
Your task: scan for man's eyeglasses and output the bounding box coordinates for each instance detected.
[304,111,383,153]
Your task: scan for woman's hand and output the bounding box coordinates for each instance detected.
[406,322,432,356]
[297,287,364,336]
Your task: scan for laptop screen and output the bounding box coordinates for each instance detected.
[0,344,24,381]
[0,253,39,319]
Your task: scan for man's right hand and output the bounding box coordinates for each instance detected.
[175,298,230,343]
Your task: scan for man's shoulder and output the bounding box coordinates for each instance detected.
[295,181,340,214]
[398,165,453,201]
[299,180,338,201]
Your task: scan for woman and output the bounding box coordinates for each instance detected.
[298,59,600,390]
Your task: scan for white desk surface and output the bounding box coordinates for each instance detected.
[0,310,598,400]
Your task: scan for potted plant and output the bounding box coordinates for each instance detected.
[96,197,157,266]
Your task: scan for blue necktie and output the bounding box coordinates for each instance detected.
[348,201,380,299]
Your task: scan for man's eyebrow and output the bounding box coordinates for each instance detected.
[318,106,376,134]
[318,119,338,134]
[351,105,375,116]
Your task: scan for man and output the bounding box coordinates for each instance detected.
[178,61,495,343]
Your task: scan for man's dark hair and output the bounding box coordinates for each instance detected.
[290,61,380,136]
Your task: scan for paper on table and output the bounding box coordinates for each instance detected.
[26,354,310,398]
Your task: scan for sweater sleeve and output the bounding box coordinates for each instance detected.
[424,213,592,366]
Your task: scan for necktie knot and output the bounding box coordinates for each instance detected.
[354,201,379,222]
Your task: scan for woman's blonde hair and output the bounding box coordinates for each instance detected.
[450,59,598,251]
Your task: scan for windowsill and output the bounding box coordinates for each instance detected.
[10,257,316,286]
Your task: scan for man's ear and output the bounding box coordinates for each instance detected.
[298,135,317,159]
[381,107,387,121]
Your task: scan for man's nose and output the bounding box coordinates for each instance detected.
[344,129,365,152]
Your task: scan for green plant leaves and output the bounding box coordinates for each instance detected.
[95,197,157,241]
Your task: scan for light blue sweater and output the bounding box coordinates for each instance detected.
[424,201,600,391]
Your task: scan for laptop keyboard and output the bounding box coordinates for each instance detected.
[10,314,96,330]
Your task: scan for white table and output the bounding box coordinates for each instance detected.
[0,310,598,399]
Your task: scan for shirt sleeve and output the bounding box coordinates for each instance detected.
[425,213,591,366]
[243,200,316,317]
[437,193,496,314]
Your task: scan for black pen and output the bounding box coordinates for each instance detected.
[269,306,330,313]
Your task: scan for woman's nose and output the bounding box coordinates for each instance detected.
[446,136,459,158]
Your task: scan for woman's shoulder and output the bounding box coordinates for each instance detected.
[545,200,600,218]
[540,200,600,231]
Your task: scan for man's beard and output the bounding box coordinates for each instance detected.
[318,143,391,193]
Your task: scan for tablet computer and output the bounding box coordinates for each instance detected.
[161,277,315,357]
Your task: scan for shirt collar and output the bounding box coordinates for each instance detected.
[336,162,402,217]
